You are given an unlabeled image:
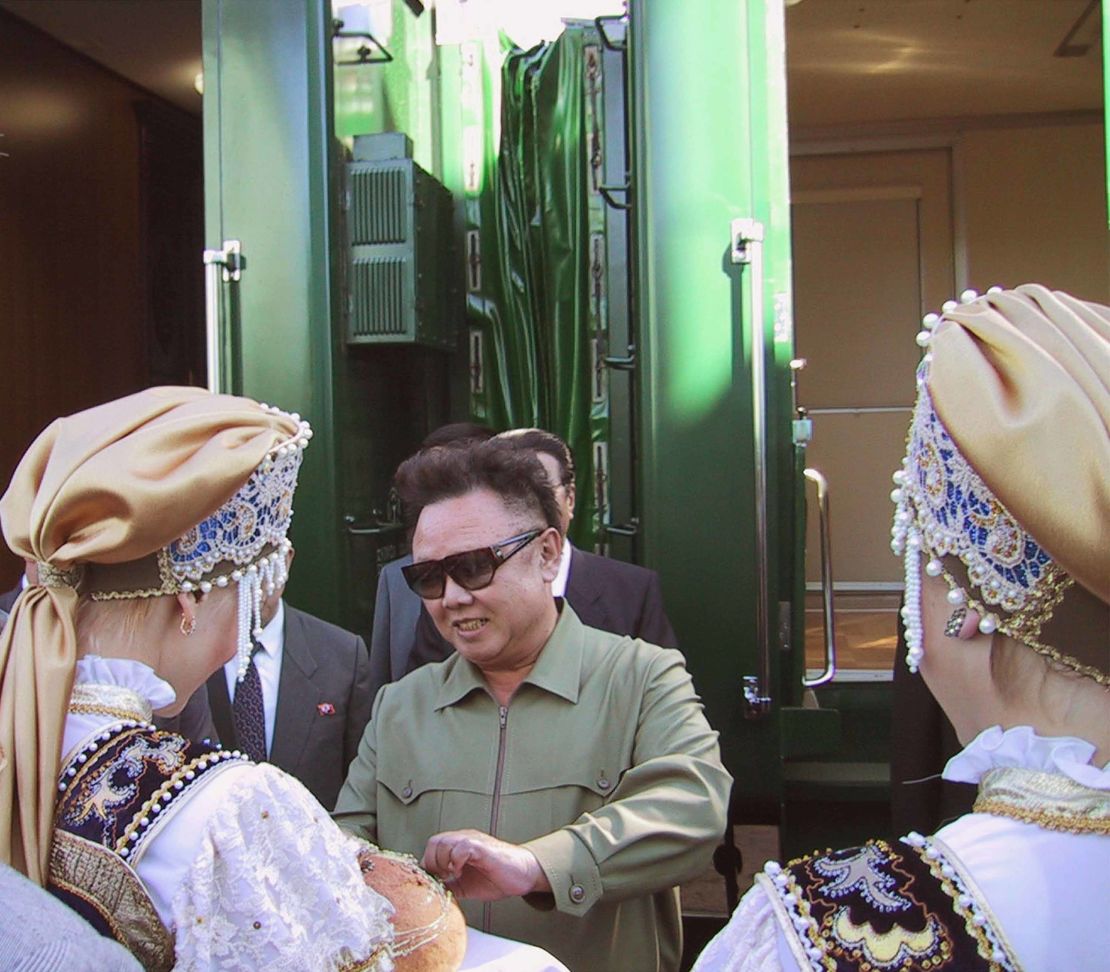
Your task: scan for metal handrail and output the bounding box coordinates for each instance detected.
[802,468,837,687]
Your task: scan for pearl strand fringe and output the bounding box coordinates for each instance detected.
[233,547,290,682]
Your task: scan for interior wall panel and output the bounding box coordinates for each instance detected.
[0,11,200,589]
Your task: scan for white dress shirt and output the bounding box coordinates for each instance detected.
[223,598,284,757]
[551,539,572,598]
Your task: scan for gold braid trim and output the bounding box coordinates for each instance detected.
[69,701,152,723]
[910,836,1020,971]
[974,767,1110,835]
[115,750,248,854]
[69,683,153,723]
[1020,644,1110,687]
[90,586,175,601]
[50,830,175,972]
[38,562,85,589]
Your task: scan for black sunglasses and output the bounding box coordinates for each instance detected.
[401,528,545,600]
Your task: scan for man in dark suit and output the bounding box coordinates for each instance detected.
[207,550,373,811]
[401,428,677,678]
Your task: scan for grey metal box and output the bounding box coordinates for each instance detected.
[345,152,455,350]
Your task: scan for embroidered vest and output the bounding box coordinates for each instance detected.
[48,722,248,972]
[758,835,1020,971]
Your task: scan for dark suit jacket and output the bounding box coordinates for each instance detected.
[565,548,678,648]
[405,545,678,675]
[367,555,419,705]
[207,603,372,811]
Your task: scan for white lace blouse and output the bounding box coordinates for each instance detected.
[64,657,395,972]
[691,725,1110,972]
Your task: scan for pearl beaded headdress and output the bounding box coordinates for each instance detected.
[168,406,311,680]
[890,287,1107,682]
[891,350,1067,671]
[80,404,312,681]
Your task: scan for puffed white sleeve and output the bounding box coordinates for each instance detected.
[690,882,800,972]
[169,763,395,972]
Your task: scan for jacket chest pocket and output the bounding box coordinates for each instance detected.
[377,761,493,854]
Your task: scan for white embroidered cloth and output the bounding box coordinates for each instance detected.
[63,656,175,759]
[943,724,1110,790]
[689,881,793,972]
[170,766,394,971]
[64,658,395,971]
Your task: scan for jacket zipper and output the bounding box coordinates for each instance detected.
[482,703,509,932]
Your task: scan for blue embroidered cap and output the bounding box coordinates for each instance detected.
[891,286,1109,684]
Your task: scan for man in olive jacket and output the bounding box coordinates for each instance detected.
[335,441,731,972]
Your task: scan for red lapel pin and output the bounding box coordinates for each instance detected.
[317,702,336,716]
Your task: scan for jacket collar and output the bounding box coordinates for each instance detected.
[433,601,586,710]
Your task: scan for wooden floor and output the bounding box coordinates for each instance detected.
[805,607,898,671]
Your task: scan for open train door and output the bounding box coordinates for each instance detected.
[201,0,458,632]
[629,0,837,892]
[200,0,352,622]
[201,0,844,900]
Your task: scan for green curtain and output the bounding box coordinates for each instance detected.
[468,27,603,550]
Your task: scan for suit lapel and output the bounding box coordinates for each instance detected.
[206,669,236,750]
[269,606,320,772]
[565,546,609,629]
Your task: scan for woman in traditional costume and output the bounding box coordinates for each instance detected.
[694,284,1109,972]
[0,387,465,971]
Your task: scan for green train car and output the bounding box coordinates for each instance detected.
[3,0,1107,959]
[202,1,813,891]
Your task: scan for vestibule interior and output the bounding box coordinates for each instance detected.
[787,0,1107,678]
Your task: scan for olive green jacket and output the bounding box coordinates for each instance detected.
[334,605,732,972]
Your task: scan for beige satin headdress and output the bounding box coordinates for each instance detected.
[891,284,1109,683]
[0,387,310,883]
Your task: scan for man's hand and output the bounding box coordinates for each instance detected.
[421,829,552,901]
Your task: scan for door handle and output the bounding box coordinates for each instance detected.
[202,240,244,393]
[732,219,773,719]
[802,467,837,687]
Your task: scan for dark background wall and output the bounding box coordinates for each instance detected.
[0,10,202,590]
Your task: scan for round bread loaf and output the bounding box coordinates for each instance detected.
[361,850,467,971]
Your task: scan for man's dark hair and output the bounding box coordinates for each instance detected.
[419,422,495,450]
[495,428,575,486]
[395,439,561,534]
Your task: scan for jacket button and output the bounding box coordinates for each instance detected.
[569,884,586,904]
[401,785,413,799]
[596,777,610,791]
